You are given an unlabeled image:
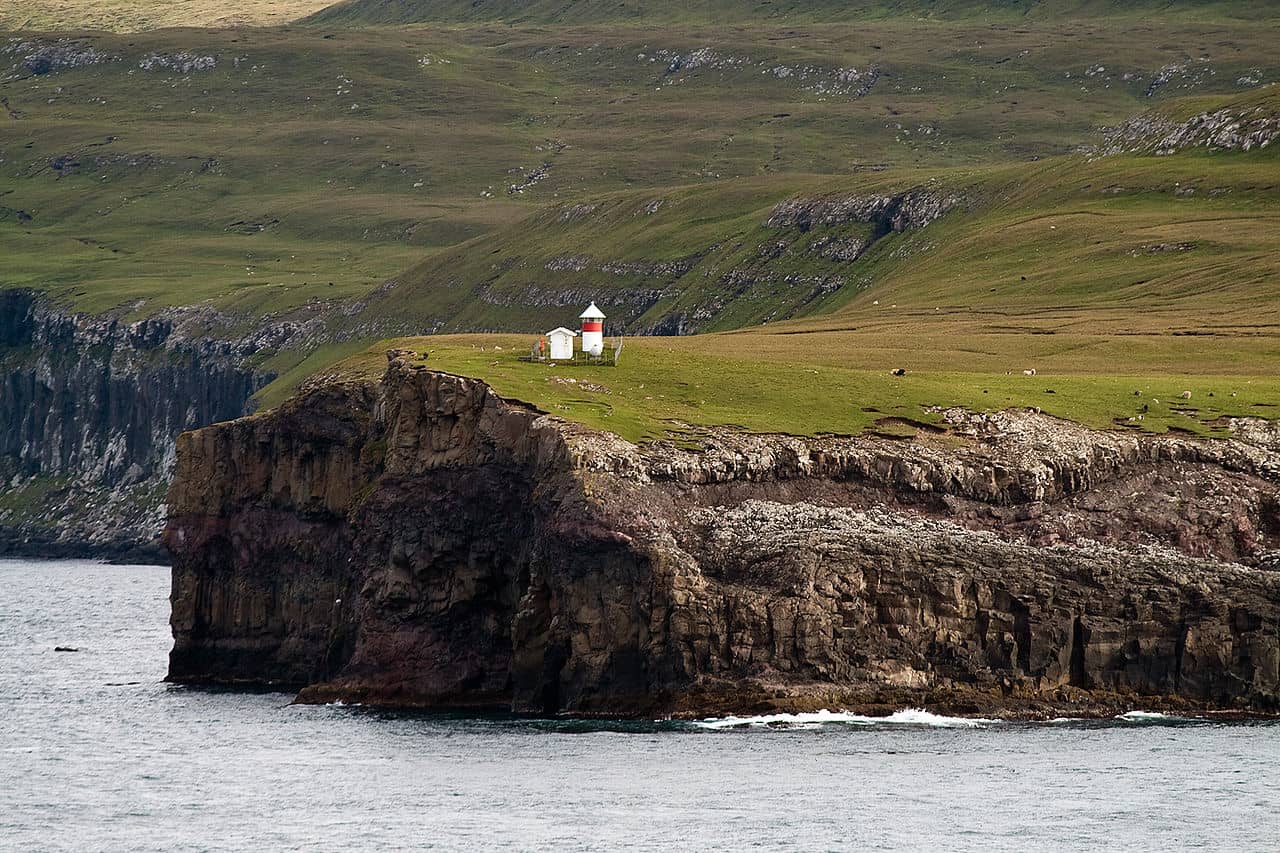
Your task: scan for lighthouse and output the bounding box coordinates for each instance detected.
[579,302,605,357]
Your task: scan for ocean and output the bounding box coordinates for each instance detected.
[2,558,1277,851]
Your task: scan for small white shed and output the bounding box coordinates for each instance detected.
[546,327,577,360]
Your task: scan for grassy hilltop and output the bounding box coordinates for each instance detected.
[303,333,1280,443]
[2,0,1279,440]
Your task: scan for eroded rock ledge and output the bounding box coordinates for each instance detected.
[165,352,1280,718]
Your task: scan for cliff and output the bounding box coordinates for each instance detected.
[0,289,275,561]
[165,352,1280,717]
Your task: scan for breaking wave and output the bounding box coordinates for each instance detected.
[1116,710,1188,723]
[693,708,998,730]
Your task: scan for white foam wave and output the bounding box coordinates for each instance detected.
[886,708,997,728]
[694,708,996,730]
[1116,710,1179,722]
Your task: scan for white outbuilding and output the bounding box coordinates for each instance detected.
[579,302,605,357]
[545,327,577,360]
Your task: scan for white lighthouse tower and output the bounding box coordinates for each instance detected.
[579,302,605,357]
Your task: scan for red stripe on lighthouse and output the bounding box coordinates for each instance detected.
[582,320,602,333]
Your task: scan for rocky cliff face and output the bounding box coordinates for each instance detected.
[0,289,273,560]
[166,354,1280,717]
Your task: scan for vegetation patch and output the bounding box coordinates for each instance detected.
[3,19,1277,324]
[310,334,1280,444]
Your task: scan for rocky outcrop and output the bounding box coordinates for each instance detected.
[2,37,115,77]
[0,289,276,560]
[646,47,880,98]
[1094,98,1280,157]
[166,355,1280,717]
[765,187,964,234]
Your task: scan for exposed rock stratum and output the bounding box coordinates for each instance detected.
[165,352,1280,718]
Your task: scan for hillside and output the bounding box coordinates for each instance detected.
[3,17,1277,321]
[0,2,334,32]
[344,130,1280,337]
[306,0,1280,26]
[8,0,1276,32]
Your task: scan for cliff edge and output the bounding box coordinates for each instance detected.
[0,289,273,561]
[165,351,1280,717]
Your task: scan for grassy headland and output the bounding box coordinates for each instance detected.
[301,332,1280,444]
[2,2,1278,446]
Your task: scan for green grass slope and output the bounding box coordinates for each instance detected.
[0,3,1275,445]
[298,334,1280,444]
[4,18,1277,319]
[349,140,1280,337]
[319,85,1280,431]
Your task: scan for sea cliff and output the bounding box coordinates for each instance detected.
[0,289,272,560]
[165,351,1280,717]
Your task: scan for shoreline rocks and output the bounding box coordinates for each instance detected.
[165,354,1280,717]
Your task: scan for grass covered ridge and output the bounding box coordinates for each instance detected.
[3,5,1278,447]
[298,332,1280,445]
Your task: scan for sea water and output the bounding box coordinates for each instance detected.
[2,559,1278,851]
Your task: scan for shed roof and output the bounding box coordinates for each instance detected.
[546,326,577,337]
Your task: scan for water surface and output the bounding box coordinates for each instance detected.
[2,559,1277,851]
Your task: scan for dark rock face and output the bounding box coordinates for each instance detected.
[670,502,1279,714]
[0,289,270,560]
[165,381,378,683]
[166,355,1280,717]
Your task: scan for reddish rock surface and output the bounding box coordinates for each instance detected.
[165,352,1280,717]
